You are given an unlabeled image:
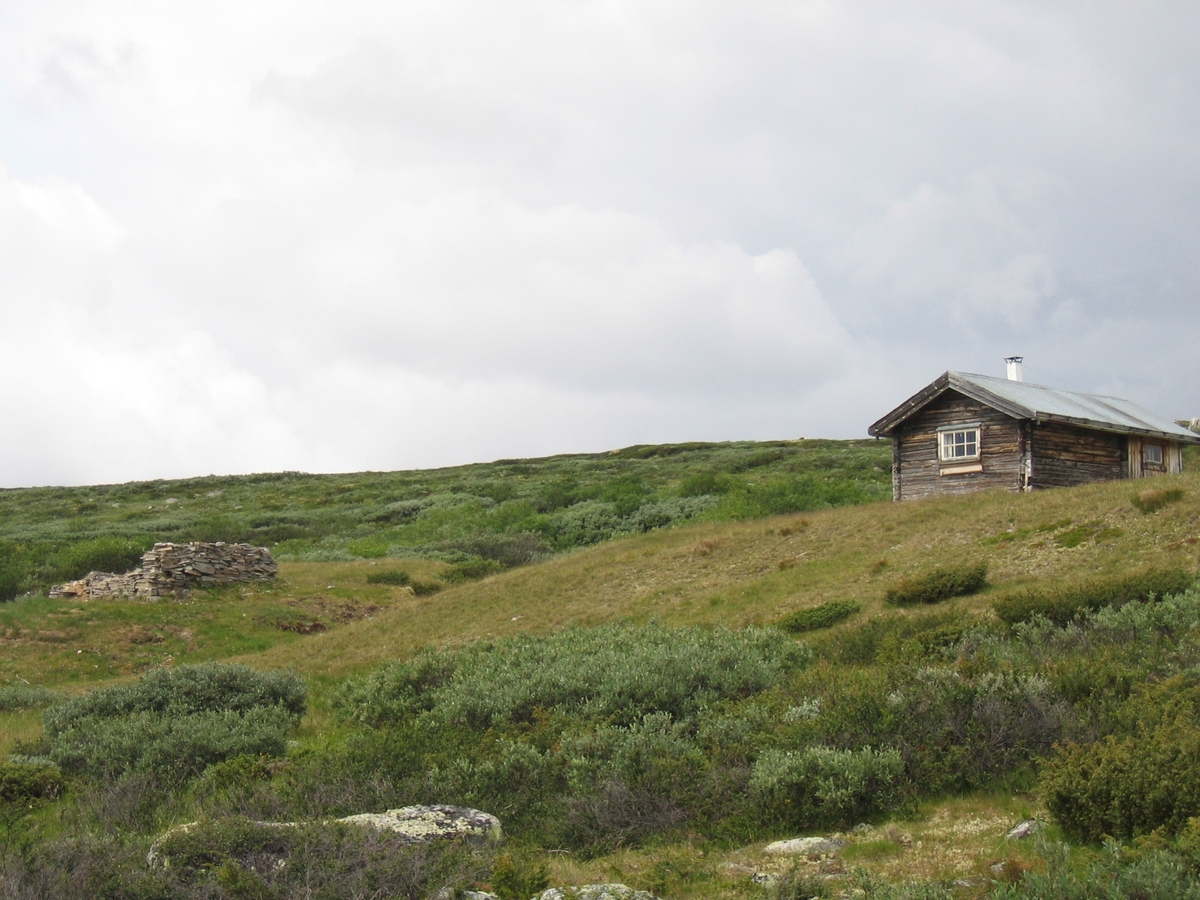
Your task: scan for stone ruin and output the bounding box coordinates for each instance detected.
[50,541,278,600]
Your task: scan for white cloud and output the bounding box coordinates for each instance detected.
[0,1,1199,484]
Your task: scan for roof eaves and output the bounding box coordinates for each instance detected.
[867,372,952,437]
[1038,414,1200,444]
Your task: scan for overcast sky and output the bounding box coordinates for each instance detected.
[2,1,1198,487]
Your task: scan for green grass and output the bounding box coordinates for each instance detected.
[4,448,1200,895]
[0,439,890,597]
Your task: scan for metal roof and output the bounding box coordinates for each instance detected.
[869,371,1200,443]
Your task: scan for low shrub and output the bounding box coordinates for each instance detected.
[490,853,550,900]
[443,531,553,567]
[44,662,306,734]
[884,563,988,606]
[560,712,706,804]
[411,580,443,596]
[42,536,152,584]
[990,845,1200,900]
[147,816,486,897]
[337,623,809,730]
[0,760,62,803]
[994,569,1195,627]
[814,610,969,666]
[0,683,57,711]
[772,865,832,900]
[1132,487,1185,514]
[777,600,861,633]
[0,564,22,602]
[750,745,905,830]
[35,663,306,783]
[42,706,298,782]
[0,541,33,601]
[1040,677,1200,841]
[884,669,1071,792]
[366,569,411,586]
[678,472,735,497]
[443,557,504,583]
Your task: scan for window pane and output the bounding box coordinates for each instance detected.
[941,428,979,461]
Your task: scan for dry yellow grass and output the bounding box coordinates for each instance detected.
[242,470,1200,678]
[544,794,1047,899]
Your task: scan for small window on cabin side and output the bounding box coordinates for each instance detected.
[939,426,980,462]
[1143,444,1164,466]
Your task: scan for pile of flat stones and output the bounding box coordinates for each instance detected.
[50,541,278,600]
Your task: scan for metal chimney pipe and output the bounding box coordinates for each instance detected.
[1004,356,1024,382]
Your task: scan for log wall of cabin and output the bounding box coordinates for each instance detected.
[893,392,1023,501]
[1028,421,1125,488]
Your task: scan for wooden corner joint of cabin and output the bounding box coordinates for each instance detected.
[937,421,983,476]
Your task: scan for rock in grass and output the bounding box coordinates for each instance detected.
[338,805,502,846]
[1005,819,1042,840]
[537,886,660,900]
[148,805,501,867]
[764,836,846,856]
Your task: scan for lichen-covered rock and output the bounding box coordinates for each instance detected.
[337,805,501,847]
[537,885,661,900]
[148,806,501,868]
[1005,819,1042,840]
[763,836,845,856]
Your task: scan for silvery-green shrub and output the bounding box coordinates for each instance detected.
[751,744,904,829]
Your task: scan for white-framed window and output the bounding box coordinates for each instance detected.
[938,424,981,462]
[1143,444,1164,466]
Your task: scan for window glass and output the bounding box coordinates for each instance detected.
[940,428,979,461]
[1143,444,1163,465]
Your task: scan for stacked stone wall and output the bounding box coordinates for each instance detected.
[50,542,278,600]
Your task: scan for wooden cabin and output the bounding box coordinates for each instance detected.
[868,370,1200,501]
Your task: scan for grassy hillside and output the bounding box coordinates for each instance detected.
[3,452,1200,898]
[246,466,1200,678]
[0,439,888,598]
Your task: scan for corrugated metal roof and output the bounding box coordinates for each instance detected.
[870,371,1200,442]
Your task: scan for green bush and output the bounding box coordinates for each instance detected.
[884,563,988,606]
[444,556,504,582]
[883,669,1070,792]
[410,579,443,596]
[560,713,706,802]
[36,663,306,783]
[678,472,735,497]
[44,662,306,734]
[0,541,33,601]
[1040,678,1200,841]
[994,569,1195,627]
[772,865,832,900]
[443,531,552,567]
[990,845,1200,900]
[777,600,861,633]
[491,853,550,900]
[815,610,969,666]
[0,564,22,602]
[338,623,809,730]
[750,745,905,830]
[0,760,62,803]
[43,536,152,583]
[0,682,58,711]
[146,816,485,896]
[43,706,298,782]
[366,569,411,586]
